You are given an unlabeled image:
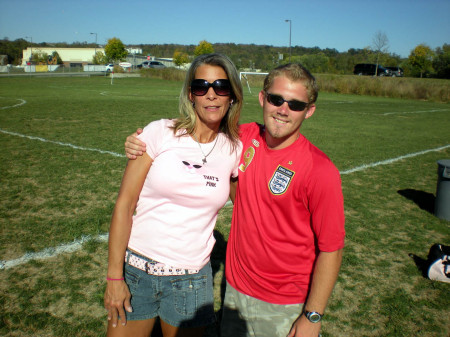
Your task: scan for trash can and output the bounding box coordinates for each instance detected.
[434,159,450,221]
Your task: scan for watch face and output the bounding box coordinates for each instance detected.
[306,311,322,323]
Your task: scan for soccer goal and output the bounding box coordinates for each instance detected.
[239,72,268,94]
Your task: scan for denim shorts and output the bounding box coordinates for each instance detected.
[123,251,215,328]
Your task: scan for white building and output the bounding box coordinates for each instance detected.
[21,47,175,69]
[126,47,143,55]
[21,47,104,67]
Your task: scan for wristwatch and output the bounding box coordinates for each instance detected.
[304,310,323,323]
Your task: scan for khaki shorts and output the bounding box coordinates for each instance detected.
[220,282,304,337]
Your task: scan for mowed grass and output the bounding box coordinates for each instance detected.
[0,75,449,337]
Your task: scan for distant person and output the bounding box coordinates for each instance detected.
[104,53,243,337]
[125,63,345,337]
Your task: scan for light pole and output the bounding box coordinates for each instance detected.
[25,36,33,62]
[285,19,291,62]
[90,32,97,59]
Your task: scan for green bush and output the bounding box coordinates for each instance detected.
[139,67,186,81]
[112,65,124,73]
[315,74,449,102]
[138,69,449,103]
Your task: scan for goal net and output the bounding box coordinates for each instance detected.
[239,72,268,94]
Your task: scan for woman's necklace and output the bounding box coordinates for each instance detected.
[192,133,219,164]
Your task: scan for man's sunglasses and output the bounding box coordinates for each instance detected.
[190,79,232,96]
[266,93,309,112]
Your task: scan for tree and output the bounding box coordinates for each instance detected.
[50,51,63,64]
[104,37,128,63]
[372,31,389,75]
[52,51,59,64]
[31,51,49,65]
[298,53,330,73]
[0,38,29,64]
[408,44,434,78]
[92,51,108,65]
[194,40,214,57]
[432,44,450,79]
[173,51,189,67]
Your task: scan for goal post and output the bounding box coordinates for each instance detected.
[239,72,268,94]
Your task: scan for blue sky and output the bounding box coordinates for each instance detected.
[1,0,449,58]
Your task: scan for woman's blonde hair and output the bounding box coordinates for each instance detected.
[172,53,243,149]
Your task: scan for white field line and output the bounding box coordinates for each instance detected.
[0,129,449,270]
[341,108,448,115]
[0,235,109,270]
[383,108,449,116]
[340,144,450,175]
[0,128,126,158]
[0,98,27,110]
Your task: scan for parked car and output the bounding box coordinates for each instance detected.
[353,63,391,76]
[149,61,165,68]
[137,61,166,69]
[105,63,114,72]
[137,61,150,69]
[385,66,404,77]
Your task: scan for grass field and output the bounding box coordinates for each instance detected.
[0,75,449,337]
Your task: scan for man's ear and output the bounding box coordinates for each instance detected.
[258,90,265,108]
[305,104,316,119]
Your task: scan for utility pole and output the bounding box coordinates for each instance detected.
[285,20,292,62]
[90,32,98,60]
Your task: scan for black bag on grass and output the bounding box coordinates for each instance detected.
[427,244,450,283]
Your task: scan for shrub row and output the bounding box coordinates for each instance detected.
[316,74,450,103]
[139,67,186,81]
[139,68,449,103]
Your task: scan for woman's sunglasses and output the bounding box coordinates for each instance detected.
[190,79,232,96]
[266,93,309,112]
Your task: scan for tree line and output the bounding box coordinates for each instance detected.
[1,38,448,79]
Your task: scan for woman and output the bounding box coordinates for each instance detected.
[104,53,243,337]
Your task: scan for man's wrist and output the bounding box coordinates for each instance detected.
[303,310,323,323]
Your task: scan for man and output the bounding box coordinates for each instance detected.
[125,63,345,337]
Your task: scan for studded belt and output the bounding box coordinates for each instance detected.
[125,250,199,276]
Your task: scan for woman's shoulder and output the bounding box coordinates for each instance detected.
[144,118,176,130]
[139,119,178,143]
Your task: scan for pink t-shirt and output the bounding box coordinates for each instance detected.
[128,119,242,270]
